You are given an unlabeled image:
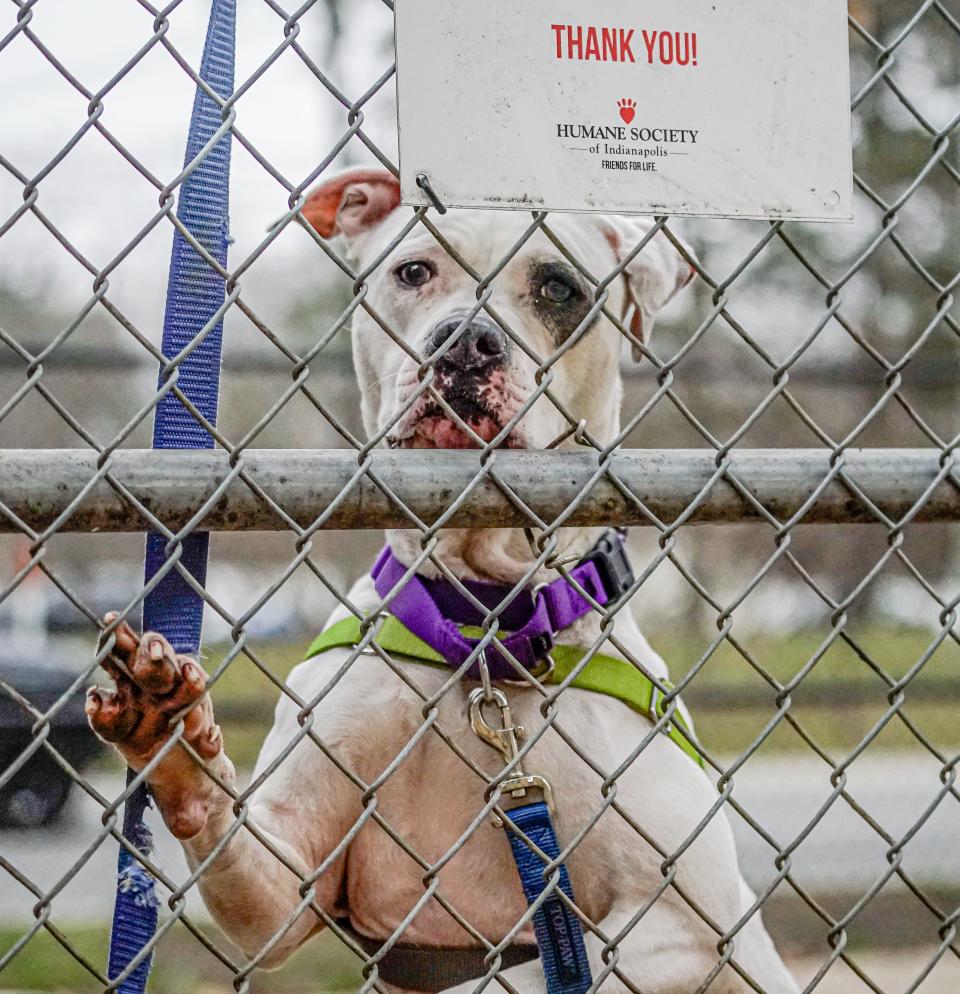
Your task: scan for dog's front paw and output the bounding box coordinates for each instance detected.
[86,613,229,839]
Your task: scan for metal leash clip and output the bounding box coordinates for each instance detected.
[467,686,553,824]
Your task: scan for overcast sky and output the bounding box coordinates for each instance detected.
[0,0,395,334]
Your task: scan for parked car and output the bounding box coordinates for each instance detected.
[0,658,102,827]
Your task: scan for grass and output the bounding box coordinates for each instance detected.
[0,922,360,994]
[664,623,960,759]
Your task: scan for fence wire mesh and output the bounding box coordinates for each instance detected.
[1,1,959,993]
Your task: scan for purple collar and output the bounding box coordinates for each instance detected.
[370,531,634,681]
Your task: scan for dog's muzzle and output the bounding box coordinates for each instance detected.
[389,311,522,449]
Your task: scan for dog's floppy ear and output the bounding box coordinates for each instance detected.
[301,168,401,242]
[599,216,696,359]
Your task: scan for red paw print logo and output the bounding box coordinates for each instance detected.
[617,98,636,124]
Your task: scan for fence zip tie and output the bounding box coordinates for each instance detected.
[107,2,235,991]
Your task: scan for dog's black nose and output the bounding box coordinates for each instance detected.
[426,314,508,372]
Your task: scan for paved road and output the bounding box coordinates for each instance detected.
[2,753,958,927]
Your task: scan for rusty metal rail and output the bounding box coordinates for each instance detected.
[2,448,958,533]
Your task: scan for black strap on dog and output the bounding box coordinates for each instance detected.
[338,921,539,992]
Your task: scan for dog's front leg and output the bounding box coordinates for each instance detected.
[86,616,337,967]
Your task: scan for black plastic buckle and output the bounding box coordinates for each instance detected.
[581,530,635,605]
[529,630,555,661]
[500,630,555,685]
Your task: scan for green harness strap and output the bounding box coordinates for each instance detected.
[306,616,705,768]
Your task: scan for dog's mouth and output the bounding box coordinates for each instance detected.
[388,392,524,450]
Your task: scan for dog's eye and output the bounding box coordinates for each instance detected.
[395,261,433,287]
[540,277,577,304]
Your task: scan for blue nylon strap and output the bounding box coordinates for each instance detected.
[505,802,594,994]
[107,3,236,991]
[144,0,236,651]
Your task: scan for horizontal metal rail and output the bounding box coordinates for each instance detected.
[1,448,957,533]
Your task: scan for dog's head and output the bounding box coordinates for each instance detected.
[303,168,696,450]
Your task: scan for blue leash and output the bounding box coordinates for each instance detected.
[505,803,594,994]
[470,689,594,993]
[107,2,235,990]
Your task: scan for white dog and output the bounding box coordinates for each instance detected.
[87,168,799,994]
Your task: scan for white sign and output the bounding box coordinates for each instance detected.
[395,1,853,221]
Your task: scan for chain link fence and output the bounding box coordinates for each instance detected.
[1,1,959,992]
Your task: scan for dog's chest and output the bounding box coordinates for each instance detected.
[327,655,633,941]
